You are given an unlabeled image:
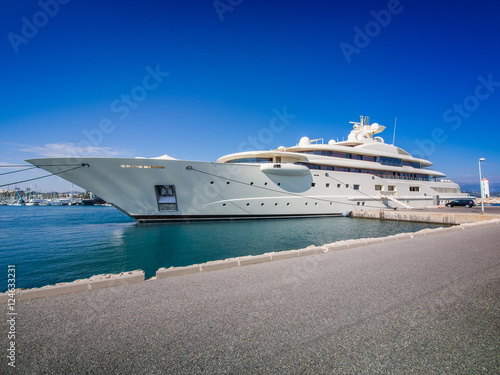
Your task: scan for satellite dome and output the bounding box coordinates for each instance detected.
[299,137,311,146]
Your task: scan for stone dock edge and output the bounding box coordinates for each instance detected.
[2,218,499,304]
[351,209,500,224]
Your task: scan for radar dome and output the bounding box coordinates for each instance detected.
[328,139,336,145]
[299,137,311,146]
[348,132,357,141]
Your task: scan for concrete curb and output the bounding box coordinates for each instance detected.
[239,254,272,266]
[88,271,145,290]
[298,246,325,256]
[157,265,201,279]
[3,218,499,303]
[0,271,145,303]
[268,250,300,260]
[324,243,350,252]
[0,289,21,304]
[365,238,385,245]
[201,259,240,272]
[21,281,89,301]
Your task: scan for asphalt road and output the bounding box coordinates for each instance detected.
[2,224,499,374]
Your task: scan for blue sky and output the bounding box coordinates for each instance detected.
[1,0,499,192]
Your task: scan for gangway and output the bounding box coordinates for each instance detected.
[379,193,412,209]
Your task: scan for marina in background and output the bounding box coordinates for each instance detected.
[0,189,107,206]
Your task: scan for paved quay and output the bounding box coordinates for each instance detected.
[2,222,500,374]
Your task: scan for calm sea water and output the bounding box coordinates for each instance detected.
[0,206,444,292]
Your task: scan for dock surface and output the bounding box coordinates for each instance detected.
[2,222,500,374]
[352,205,500,224]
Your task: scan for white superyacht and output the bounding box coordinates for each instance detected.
[28,116,470,222]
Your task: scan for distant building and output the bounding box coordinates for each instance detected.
[481,178,490,198]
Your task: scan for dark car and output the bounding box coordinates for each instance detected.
[445,199,476,208]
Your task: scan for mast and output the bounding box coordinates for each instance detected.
[392,116,397,145]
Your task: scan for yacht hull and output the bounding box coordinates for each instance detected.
[27,157,467,223]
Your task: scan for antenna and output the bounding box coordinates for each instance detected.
[392,116,397,145]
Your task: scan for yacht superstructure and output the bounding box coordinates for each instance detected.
[27,116,470,222]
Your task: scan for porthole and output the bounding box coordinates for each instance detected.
[264,182,268,186]
[223,203,226,206]
[261,203,264,206]
[287,203,290,206]
[226,181,230,185]
[250,182,254,185]
[315,202,318,206]
[275,203,278,206]
[305,202,308,206]
[278,183,281,186]
[210,181,214,184]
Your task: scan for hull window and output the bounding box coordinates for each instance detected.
[155,185,178,211]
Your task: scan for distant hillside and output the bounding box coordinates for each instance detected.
[457,183,480,193]
[456,182,498,194]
